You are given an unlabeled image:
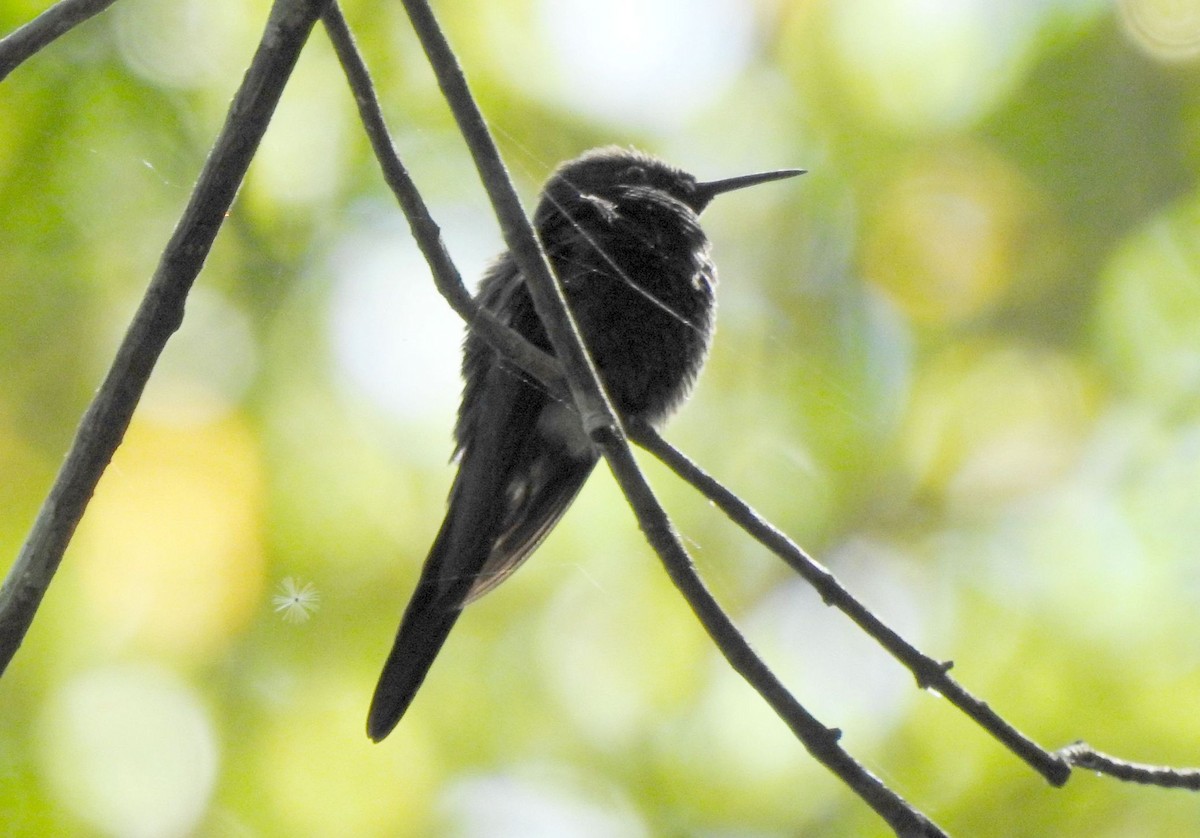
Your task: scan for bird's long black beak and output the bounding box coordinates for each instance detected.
[691,167,805,212]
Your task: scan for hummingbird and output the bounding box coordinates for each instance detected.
[368,146,802,741]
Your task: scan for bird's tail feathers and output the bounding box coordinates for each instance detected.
[366,578,462,742]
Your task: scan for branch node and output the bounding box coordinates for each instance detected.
[816,574,840,606]
[913,658,954,690]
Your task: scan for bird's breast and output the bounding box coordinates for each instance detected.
[563,243,716,425]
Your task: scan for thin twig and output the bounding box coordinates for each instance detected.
[0,0,120,82]
[629,419,1074,787]
[0,0,332,676]
[392,1,947,834]
[397,0,612,438]
[319,2,567,404]
[602,435,947,838]
[1059,742,1200,790]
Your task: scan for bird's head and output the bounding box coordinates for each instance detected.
[537,146,803,219]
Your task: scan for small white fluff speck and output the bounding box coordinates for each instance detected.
[272,577,321,623]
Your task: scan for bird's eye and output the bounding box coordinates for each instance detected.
[624,165,649,184]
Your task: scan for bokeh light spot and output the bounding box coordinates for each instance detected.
[1120,0,1200,62]
[536,0,756,128]
[113,0,253,90]
[864,148,1038,325]
[904,342,1098,506]
[539,562,706,747]
[75,417,266,658]
[439,763,649,838]
[137,287,259,427]
[327,206,488,422]
[38,664,218,838]
[257,680,437,837]
[1094,193,1200,404]
[827,0,1041,130]
[247,45,349,208]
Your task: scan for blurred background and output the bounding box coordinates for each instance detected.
[2,0,1200,835]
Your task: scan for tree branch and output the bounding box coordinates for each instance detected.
[1058,742,1200,790]
[629,419,1074,787]
[601,432,947,837]
[397,0,614,439]
[319,2,567,404]
[0,0,332,676]
[0,0,120,82]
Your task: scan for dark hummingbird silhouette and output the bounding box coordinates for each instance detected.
[367,146,802,741]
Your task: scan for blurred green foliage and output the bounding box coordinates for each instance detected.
[2,0,1200,835]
